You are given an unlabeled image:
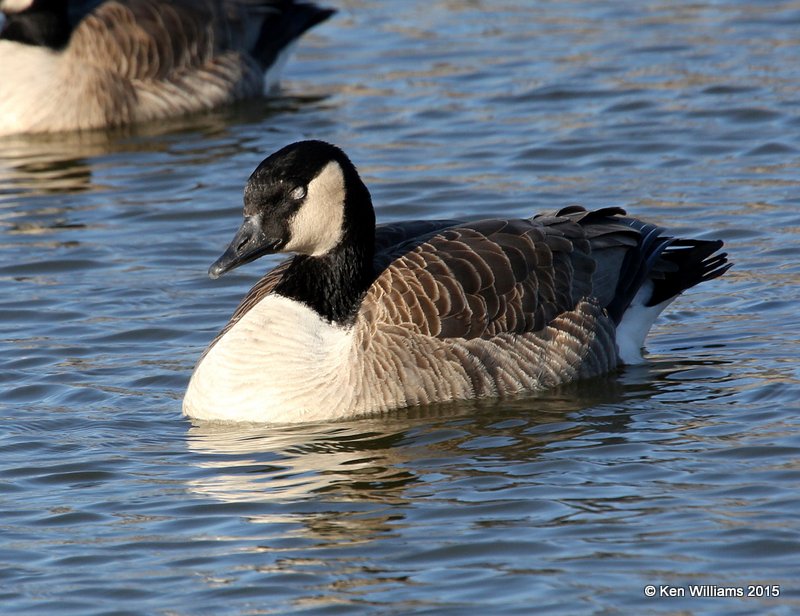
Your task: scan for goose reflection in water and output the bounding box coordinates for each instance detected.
[182,375,644,506]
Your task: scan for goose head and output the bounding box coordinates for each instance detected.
[209,140,375,280]
[0,0,70,48]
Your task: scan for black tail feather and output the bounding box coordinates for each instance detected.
[543,206,730,324]
[606,218,670,322]
[607,217,730,322]
[648,239,731,306]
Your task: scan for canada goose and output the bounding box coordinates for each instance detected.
[0,0,334,136]
[183,140,731,423]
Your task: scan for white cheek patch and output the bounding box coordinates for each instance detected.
[1,0,35,13]
[284,161,345,257]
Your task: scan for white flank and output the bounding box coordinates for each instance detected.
[615,282,673,364]
[0,41,61,136]
[183,294,356,423]
[284,161,346,256]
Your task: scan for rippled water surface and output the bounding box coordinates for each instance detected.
[2,1,800,614]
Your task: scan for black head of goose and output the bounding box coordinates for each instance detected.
[183,140,731,423]
[0,0,334,136]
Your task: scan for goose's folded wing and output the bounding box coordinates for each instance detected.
[65,1,332,124]
[362,210,638,339]
[68,1,223,81]
[363,215,616,340]
[69,1,331,79]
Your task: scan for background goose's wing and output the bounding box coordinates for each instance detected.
[71,1,331,76]
[70,1,224,81]
[66,1,332,122]
[363,207,641,340]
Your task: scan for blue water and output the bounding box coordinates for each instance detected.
[2,1,800,614]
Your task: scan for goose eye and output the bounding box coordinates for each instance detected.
[290,185,307,201]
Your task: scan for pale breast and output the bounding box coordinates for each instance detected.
[183,294,358,423]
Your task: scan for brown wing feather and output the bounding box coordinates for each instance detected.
[70,1,218,81]
[65,1,267,124]
[364,211,640,341]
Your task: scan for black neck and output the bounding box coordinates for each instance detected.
[1,1,71,49]
[274,177,376,325]
[274,239,375,326]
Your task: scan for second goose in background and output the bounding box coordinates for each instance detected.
[0,0,334,136]
[183,141,731,423]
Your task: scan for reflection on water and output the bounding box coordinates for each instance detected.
[180,379,646,611]
[188,422,415,504]
[185,377,640,505]
[174,357,800,613]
